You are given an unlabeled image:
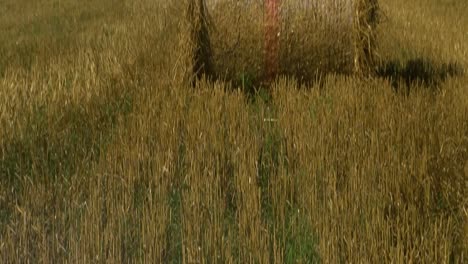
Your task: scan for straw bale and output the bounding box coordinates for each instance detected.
[189,0,379,85]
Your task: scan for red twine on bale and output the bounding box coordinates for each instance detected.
[265,0,280,82]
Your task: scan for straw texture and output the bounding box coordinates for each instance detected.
[189,0,379,84]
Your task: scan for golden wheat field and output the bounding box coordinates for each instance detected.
[0,0,467,263]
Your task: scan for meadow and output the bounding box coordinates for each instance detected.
[0,0,467,262]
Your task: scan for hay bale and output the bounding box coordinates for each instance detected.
[189,0,379,85]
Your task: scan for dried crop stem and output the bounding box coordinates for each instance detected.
[187,0,213,81]
[353,0,379,75]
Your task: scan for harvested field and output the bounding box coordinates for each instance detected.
[0,0,467,263]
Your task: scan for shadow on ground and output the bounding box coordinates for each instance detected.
[192,57,464,99]
[376,58,464,93]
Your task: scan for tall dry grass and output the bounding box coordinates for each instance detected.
[0,0,467,263]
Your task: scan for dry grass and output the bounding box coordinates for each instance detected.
[0,0,467,263]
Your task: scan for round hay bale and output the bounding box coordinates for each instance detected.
[189,0,379,85]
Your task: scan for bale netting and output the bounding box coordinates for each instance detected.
[188,0,379,86]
